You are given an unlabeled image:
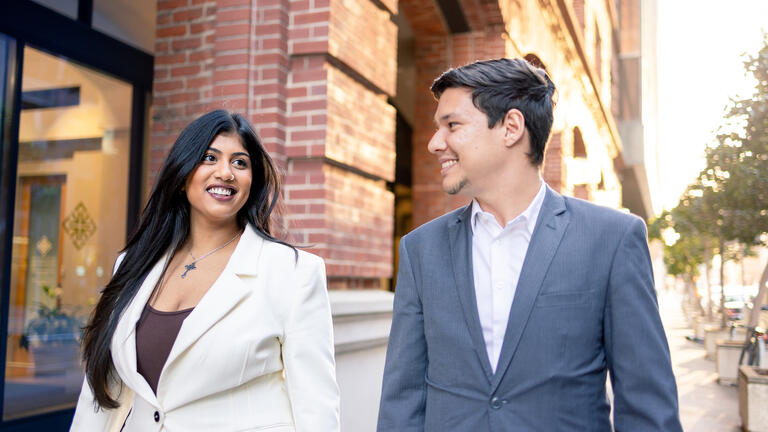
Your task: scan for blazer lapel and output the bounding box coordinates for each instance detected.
[448,205,494,380]
[162,226,264,371]
[112,253,170,408]
[491,187,569,392]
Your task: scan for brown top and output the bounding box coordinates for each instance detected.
[135,303,193,394]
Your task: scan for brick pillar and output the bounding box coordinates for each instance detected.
[152,0,218,185]
[152,0,398,289]
[543,132,564,193]
[574,184,590,200]
[283,0,397,288]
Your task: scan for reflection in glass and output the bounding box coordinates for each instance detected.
[28,0,78,20]
[93,0,157,54]
[3,46,131,420]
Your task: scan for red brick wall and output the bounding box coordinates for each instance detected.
[543,132,564,193]
[151,0,397,288]
[574,184,591,200]
[283,0,396,287]
[152,0,217,184]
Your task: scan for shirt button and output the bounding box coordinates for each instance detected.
[154,411,160,422]
[490,396,502,410]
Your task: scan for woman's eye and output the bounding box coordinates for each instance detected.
[203,154,216,163]
[233,159,249,168]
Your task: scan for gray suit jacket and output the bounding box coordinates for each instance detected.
[377,187,681,431]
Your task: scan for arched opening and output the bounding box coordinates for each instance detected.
[524,53,547,72]
[573,127,587,158]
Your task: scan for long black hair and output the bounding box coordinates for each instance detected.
[81,110,287,408]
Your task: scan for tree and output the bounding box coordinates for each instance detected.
[699,34,768,328]
[648,187,718,317]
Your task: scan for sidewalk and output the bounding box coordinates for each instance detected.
[658,290,740,431]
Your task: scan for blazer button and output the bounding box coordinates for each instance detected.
[154,411,160,422]
[490,396,502,410]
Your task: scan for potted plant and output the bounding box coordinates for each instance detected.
[18,285,84,376]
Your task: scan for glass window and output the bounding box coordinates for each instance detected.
[3,46,132,421]
[93,0,157,54]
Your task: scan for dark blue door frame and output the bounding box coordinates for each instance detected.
[0,1,152,430]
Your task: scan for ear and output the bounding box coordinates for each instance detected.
[502,109,525,148]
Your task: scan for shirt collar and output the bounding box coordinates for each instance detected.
[471,180,547,235]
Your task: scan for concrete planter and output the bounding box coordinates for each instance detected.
[705,327,746,360]
[739,365,768,432]
[330,289,394,432]
[683,307,701,329]
[704,326,727,359]
[716,339,745,384]
[696,318,721,340]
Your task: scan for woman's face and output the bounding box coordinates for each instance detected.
[185,133,252,227]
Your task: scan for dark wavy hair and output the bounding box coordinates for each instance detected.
[81,110,289,408]
[430,58,557,166]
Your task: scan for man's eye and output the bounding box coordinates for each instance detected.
[448,122,459,129]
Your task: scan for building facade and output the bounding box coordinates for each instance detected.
[0,0,652,429]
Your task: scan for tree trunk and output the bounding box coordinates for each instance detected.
[747,260,768,329]
[689,277,705,315]
[720,236,727,327]
[704,249,713,320]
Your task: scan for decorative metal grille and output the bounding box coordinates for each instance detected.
[36,235,53,256]
[62,202,96,250]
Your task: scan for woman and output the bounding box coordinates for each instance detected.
[70,110,339,431]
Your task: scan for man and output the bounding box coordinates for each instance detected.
[377,58,681,431]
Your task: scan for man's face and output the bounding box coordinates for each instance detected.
[428,87,508,197]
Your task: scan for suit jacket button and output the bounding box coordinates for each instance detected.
[490,396,502,410]
[154,411,160,422]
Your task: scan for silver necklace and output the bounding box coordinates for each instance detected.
[180,232,241,279]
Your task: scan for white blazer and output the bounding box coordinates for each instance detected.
[70,225,340,431]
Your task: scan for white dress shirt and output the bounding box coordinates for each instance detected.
[471,181,546,372]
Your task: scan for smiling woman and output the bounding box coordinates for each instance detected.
[70,110,340,432]
[184,133,253,228]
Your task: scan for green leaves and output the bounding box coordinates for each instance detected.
[650,33,768,299]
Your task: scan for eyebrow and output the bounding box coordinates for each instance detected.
[434,113,456,127]
[207,147,251,158]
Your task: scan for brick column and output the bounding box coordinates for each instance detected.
[152,0,217,185]
[151,0,398,289]
[285,0,397,288]
[543,132,564,192]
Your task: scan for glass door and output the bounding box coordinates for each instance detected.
[2,45,132,421]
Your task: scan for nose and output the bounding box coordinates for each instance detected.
[216,160,234,181]
[427,128,446,154]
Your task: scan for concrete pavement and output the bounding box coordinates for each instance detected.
[658,290,741,431]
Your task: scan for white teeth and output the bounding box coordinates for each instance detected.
[208,187,233,196]
[442,160,457,169]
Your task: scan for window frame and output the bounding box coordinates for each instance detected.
[0,1,152,429]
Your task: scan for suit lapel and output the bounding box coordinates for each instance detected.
[161,226,264,371]
[112,253,170,408]
[491,187,569,391]
[448,205,494,380]
[111,226,265,407]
